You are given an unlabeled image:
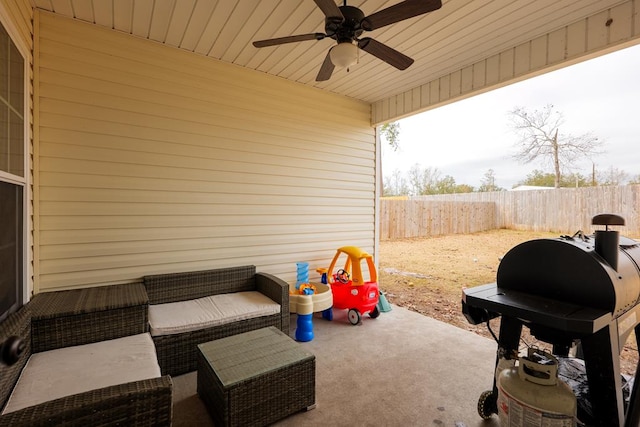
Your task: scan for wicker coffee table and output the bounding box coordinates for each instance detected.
[197,326,316,427]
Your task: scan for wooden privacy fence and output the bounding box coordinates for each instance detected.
[380,200,496,240]
[381,185,640,240]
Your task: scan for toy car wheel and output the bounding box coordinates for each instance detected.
[369,306,380,318]
[477,390,497,419]
[348,309,361,325]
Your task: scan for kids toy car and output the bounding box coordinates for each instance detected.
[327,246,380,325]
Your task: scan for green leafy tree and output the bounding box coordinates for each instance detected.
[516,169,590,187]
[564,172,591,187]
[407,164,442,195]
[509,104,603,188]
[454,184,475,193]
[477,169,504,192]
[380,122,401,151]
[435,175,458,194]
[389,165,475,195]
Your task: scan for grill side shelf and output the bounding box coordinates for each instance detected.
[462,283,612,335]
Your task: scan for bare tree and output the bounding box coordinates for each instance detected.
[598,166,629,186]
[477,169,504,192]
[509,104,603,188]
[383,169,409,196]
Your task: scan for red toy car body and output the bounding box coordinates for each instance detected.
[327,246,380,325]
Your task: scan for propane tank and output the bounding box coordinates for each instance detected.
[495,347,517,383]
[497,348,577,427]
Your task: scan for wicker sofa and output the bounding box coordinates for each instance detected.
[143,265,290,377]
[0,284,173,427]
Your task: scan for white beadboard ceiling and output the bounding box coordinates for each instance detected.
[32,0,630,108]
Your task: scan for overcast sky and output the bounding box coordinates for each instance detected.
[381,44,640,190]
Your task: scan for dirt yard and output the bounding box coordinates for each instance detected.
[378,229,639,376]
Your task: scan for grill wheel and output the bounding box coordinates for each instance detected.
[477,389,497,419]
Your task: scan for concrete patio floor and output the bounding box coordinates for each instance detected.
[172,305,501,426]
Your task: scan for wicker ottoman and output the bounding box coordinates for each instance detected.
[197,326,315,427]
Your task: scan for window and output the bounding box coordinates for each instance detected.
[0,19,25,322]
[0,181,22,321]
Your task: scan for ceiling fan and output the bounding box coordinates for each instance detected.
[253,0,442,81]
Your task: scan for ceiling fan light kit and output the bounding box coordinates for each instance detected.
[253,0,442,81]
[329,42,358,68]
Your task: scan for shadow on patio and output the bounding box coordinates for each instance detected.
[171,305,501,426]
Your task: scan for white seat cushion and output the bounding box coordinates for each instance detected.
[2,333,161,414]
[148,291,281,337]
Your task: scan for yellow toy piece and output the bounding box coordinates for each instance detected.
[298,283,316,295]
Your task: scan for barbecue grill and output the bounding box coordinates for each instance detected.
[462,214,640,426]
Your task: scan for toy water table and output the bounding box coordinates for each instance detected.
[289,282,333,318]
[327,246,380,325]
[290,281,333,342]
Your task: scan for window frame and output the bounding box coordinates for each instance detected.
[0,9,29,311]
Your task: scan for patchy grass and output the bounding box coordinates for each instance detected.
[379,229,639,376]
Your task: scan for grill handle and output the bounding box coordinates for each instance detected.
[592,214,625,229]
[593,214,624,271]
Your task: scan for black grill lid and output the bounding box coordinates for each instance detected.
[496,236,640,318]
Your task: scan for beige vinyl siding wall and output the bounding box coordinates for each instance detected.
[34,11,374,292]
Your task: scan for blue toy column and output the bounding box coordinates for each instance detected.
[295,311,314,342]
[294,262,313,342]
[296,262,309,289]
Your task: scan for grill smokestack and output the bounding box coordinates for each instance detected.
[592,214,625,271]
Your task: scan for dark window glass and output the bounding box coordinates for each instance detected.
[9,110,23,176]
[0,20,25,321]
[0,20,24,177]
[0,106,6,172]
[0,181,22,322]
[9,42,23,112]
[0,25,8,101]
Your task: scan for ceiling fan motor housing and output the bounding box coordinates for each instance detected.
[326,6,365,43]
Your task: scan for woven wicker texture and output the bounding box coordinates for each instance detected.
[155,314,283,377]
[197,327,315,427]
[0,307,31,411]
[143,266,290,376]
[0,284,173,426]
[144,265,257,305]
[0,376,173,427]
[29,282,149,318]
[255,272,290,334]
[29,283,149,353]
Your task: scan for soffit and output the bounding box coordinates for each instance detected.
[32,0,628,106]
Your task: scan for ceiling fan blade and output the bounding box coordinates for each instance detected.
[253,33,325,48]
[314,0,344,19]
[358,38,414,70]
[316,51,335,81]
[361,0,442,31]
